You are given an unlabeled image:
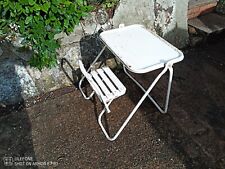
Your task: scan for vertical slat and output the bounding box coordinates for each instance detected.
[91,71,112,98]
[102,67,126,93]
[96,69,118,94]
[89,77,107,102]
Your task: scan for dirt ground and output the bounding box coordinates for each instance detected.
[0,35,225,169]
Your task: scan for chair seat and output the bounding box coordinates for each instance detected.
[88,66,126,103]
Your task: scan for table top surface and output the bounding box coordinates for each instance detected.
[100,24,184,73]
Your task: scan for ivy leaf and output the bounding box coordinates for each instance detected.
[25,6,29,13]
[42,2,51,13]
[19,20,25,32]
[25,16,33,24]
[29,0,36,6]
[33,4,41,11]
[63,19,69,28]
[0,0,93,69]
[15,3,22,12]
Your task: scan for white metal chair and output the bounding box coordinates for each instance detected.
[78,58,127,141]
[78,59,126,113]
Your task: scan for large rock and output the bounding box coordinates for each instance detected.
[113,0,155,30]
[0,59,38,105]
[113,0,189,48]
[26,45,81,93]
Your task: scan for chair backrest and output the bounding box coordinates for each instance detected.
[78,59,104,98]
[78,60,93,80]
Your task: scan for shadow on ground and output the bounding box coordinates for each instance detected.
[0,43,37,168]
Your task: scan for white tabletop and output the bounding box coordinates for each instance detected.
[100,25,184,73]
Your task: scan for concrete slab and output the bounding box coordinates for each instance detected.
[188,13,225,34]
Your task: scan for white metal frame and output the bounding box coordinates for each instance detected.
[78,46,126,114]
[123,63,174,114]
[79,24,184,141]
[79,46,107,101]
[97,62,174,141]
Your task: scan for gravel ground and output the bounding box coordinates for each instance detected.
[0,36,225,169]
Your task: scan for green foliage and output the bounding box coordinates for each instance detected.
[0,0,93,69]
[101,0,119,9]
[216,0,225,15]
[86,0,103,5]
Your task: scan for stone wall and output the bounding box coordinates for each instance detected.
[0,0,189,104]
[0,14,107,105]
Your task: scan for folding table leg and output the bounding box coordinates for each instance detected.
[123,64,173,113]
[98,65,170,141]
[164,66,173,113]
[79,46,106,100]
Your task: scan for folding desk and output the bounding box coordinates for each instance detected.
[79,24,184,141]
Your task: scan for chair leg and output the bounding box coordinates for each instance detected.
[123,64,173,114]
[98,107,117,141]
[98,66,169,141]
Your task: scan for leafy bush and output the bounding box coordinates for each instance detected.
[0,0,93,69]
[216,0,225,15]
[86,0,103,4]
[101,0,119,9]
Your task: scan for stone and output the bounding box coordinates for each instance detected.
[26,45,81,93]
[190,36,204,46]
[11,34,25,48]
[54,32,67,41]
[0,59,38,105]
[0,47,2,56]
[106,58,118,69]
[10,47,33,62]
[26,65,71,93]
[113,0,155,30]
[59,27,83,46]
[59,13,102,47]
[113,0,189,48]
[188,26,197,35]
